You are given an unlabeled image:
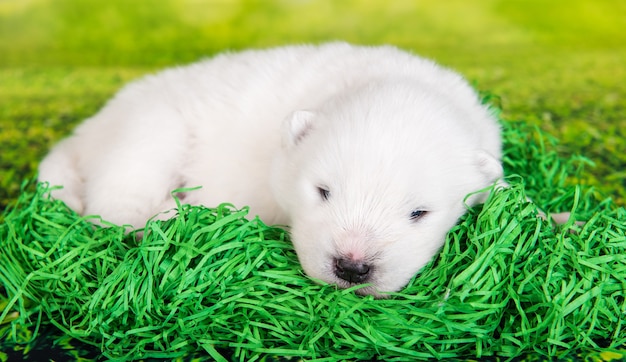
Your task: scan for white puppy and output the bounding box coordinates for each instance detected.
[39,43,503,296]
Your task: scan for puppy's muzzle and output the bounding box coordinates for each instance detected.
[334,258,371,284]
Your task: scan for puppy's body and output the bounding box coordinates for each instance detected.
[39,43,503,295]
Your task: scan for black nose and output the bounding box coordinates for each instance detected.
[334,258,371,284]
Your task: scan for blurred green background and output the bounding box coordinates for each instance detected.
[1,0,625,210]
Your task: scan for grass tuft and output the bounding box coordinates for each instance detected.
[1,121,625,360]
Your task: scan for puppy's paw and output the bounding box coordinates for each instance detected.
[537,210,585,230]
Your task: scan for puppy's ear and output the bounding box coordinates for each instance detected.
[283,110,315,147]
[475,150,503,183]
[466,150,505,206]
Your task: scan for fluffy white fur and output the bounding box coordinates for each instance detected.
[39,43,503,296]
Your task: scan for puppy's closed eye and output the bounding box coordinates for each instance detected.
[409,209,428,221]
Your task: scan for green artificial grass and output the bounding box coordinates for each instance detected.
[1,120,625,361]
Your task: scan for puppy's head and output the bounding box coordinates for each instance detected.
[271,82,502,296]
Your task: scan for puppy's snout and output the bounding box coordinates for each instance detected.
[334,258,371,284]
